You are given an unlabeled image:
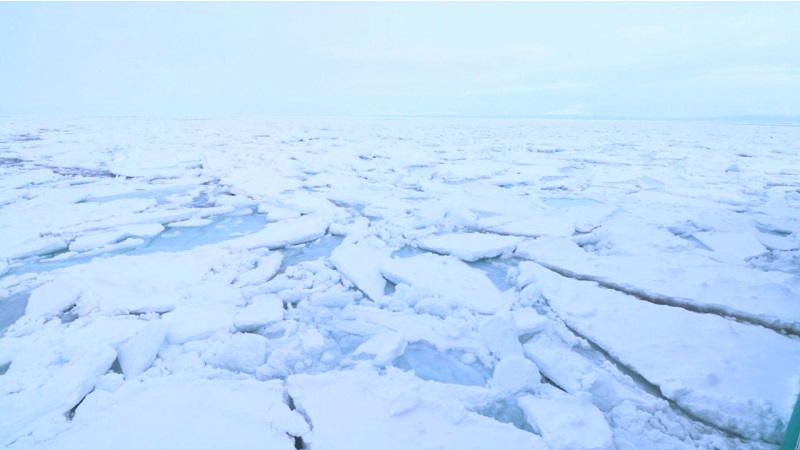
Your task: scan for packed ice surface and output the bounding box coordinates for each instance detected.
[1,117,800,449]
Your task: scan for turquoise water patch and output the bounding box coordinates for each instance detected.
[8,214,269,276]
[393,340,490,387]
[128,214,268,256]
[0,292,29,335]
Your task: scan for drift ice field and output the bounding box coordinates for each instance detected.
[1,117,799,449]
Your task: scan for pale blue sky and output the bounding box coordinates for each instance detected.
[2,2,799,119]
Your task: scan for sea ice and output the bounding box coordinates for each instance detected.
[517,237,800,335]
[287,369,548,450]
[491,356,541,393]
[21,376,304,449]
[477,311,523,359]
[0,345,117,446]
[224,214,329,250]
[330,236,392,301]
[523,333,620,411]
[163,302,238,344]
[201,332,269,373]
[380,253,511,314]
[233,294,284,332]
[416,232,523,262]
[519,394,614,450]
[3,117,799,449]
[523,262,800,443]
[117,320,167,379]
[353,331,407,366]
[691,230,767,260]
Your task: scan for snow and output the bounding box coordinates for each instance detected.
[2,117,800,449]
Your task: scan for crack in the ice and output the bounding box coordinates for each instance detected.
[538,292,773,445]
[64,388,93,421]
[285,390,313,450]
[532,260,800,337]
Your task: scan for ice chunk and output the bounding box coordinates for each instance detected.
[69,230,132,253]
[478,312,523,359]
[512,308,549,337]
[61,316,147,360]
[491,356,541,392]
[523,334,619,411]
[263,205,302,221]
[287,369,547,450]
[7,236,68,260]
[116,223,165,239]
[234,294,284,332]
[519,394,613,450]
[164,303,237,344]
[0,346,117,446]
[202,333,269,373]
[29,376,302,449]
[233,253,283,287]
[416,232,523,262]
[692,231,766,260]
[67,237,145,260]
[380,253,510,314]
[32,246,245,317]
[166,217,214,228]
[353,331,407,366]
[330,237,391,301]
[515,235,588,268]
[26,278,82,319]
[528,263,800,443]
[225,214,329,250]
[517,237,800,335]
[299,326,328,355]
[117,321,167,379]
[480,216,576,238]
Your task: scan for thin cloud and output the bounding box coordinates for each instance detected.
[465,81,596,96]
[683,66,800,86]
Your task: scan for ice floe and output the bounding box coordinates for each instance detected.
[2,117,798,449]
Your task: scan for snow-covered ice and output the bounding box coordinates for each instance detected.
[380,252,512,315]
[416,232,523,262]
[2,117,799,449]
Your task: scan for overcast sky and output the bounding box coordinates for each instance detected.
[2,2,799,119]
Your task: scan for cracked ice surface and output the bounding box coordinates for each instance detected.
[1,117,800,449]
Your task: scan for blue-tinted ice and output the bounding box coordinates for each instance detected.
[393,341,490,386]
